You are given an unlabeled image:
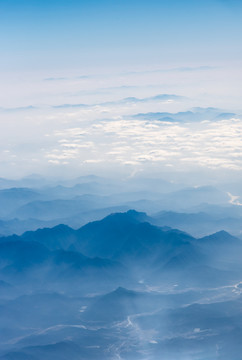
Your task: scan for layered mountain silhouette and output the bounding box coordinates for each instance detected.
[1,210,241,286]
[1,208,242,360]
[130,108,237,123]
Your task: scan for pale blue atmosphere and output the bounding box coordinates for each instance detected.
[1,2,242,360]
[1,0,242,70]
[0,0,242,180]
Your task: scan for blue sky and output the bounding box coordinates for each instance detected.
[1,0,242,71]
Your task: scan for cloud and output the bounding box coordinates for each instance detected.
[173,66,217,72]
[44,75,91,81]
[42,66,215,83]
[120,66,217,76]
[41,111,242,175]
[0,93,184,112]
[48,159,60,165]
[0,105,37,112]
[1,63,241,179]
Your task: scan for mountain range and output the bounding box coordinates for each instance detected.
[1,178,242,359]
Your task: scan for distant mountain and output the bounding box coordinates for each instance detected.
[0,188,41,217]
[160,186,229,209]
[0,217,56,236]
[82,285,211,323]
[199,230,240,244]
[151,210,242,237]
[38,181,120,199]
[215,112,237,120]
[83,286,141,322]
[0,175,49,189]
[103,93,184,106]
[58,205,131,229]
[10,195,112,221]
[196,231,242,270]
[0,205,132,236]
[129,108,237,123]
[82,286,186,323]
[117,187,230,213]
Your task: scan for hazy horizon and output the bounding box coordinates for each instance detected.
[1,0,242,184]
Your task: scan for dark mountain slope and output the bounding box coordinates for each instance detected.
[72,210,151,257]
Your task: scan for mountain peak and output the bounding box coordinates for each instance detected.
[199,230,239,243]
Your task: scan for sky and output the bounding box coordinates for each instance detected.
[0,0,242,182]
[1,0,242,71]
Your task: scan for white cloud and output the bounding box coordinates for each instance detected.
[1,63,242,179]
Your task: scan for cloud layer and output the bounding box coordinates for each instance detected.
[0,65,241,180]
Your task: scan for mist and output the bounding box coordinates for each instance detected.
[1,0,242,358]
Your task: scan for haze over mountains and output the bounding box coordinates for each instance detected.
[1,0,242,358]
[0,175,242,359]
[0,175,242,238]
